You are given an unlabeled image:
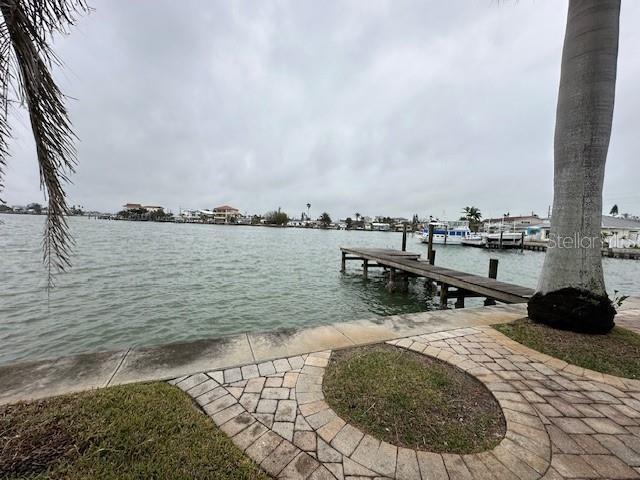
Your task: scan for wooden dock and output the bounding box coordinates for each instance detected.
[340,247,534,307]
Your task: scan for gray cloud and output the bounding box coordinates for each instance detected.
[3,0,639,220]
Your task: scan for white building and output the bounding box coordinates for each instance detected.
[179,209,201,222]
[371,222,391,231]
[122,203,164,213]
[526,215,640,248]
[602,215,640,248]
[143,205,164,213]
[122,203,142,211]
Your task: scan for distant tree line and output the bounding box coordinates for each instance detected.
[117,208,173,222]
[264,209,289,225]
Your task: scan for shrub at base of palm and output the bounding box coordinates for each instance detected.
[528,288,616,334]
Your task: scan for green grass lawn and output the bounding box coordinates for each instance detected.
[323,344,505,454]
[494,319,640,379]
[0,383,269,480]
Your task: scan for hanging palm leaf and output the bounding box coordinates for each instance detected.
[0,0,86,287]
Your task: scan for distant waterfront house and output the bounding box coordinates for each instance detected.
[198,209,215,221]
[602,215,640,248]
[371,222,391,231]
[393,222,411,232]
[143,205,164,213]
[525,215,640,247]
[122,203,164,213]
[482,214,543,233]
[524,220,551,241]
[122,203,142,211]
[213,205,240,224]
[179,209,201,222]
[287,219,305,227]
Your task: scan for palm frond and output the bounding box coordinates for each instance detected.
[1,0,86,286]
[0,23,11,203]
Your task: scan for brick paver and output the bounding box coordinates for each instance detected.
[175,326,640,479]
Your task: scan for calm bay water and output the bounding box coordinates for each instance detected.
[1,213,639,365]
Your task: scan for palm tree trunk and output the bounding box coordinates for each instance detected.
[528,0,620,333]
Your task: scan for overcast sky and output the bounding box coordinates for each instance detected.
[3,1,639,220]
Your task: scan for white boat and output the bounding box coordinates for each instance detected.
[460,230,524,248]
[461,234,486,247]
[485,231,524,249]
[419,221,471,245]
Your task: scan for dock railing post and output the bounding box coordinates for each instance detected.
[427,224,434,264]
[341,251,346,273]
[402,223,407,251]
[428,249,436,265]
[484,258,498,306]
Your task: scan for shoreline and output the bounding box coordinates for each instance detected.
[3,297,638,407]
[0,303,530,405]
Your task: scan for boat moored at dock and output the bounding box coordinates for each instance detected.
[484,231,524,249]
[460,234,486,247]
[418,221,471,245]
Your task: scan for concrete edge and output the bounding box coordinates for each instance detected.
[0,303,532,406]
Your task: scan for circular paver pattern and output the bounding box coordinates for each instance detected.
[174,325,640,479]
[294,341,549,479]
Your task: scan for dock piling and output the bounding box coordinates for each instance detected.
[439,283,448,308]
[402,223,407,252]
[488,258,499,279]
[341,252,346,272]
[484,258,499,306]
[425,278,436,294]
[499,231,504,249]
[427,224,435,264]
[363,259,369,279]
[521,232,525,252]
[387,267,397,291]
[455,290,465,309]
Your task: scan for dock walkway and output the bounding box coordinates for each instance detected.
[341,247,534,306]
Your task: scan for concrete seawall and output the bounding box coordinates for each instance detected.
[2,297,639,406]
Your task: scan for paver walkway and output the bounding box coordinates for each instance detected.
[176,324,640,479]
